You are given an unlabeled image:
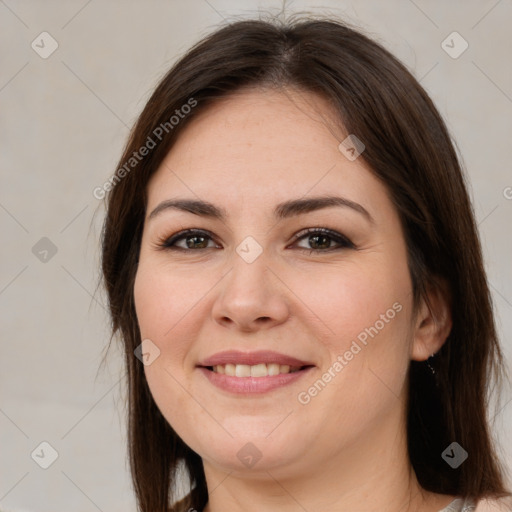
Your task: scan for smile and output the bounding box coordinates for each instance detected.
[209,363,304,377]
[196,350,316,393]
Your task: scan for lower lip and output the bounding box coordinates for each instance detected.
[197,366,314,394]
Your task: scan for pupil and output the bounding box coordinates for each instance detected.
[311,235,329,249]
[187,236,207,249]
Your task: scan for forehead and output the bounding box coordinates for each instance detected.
[163,87,344,169]
[145,88,389,220]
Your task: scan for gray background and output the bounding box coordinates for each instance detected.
[1,0,511,510]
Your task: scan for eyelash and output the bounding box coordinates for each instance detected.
[155,227,356,254]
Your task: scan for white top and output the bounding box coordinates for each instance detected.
[439,496,477,511]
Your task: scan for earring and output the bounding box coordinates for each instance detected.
[426,353,436,375]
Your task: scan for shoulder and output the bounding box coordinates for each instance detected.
[474,496,512,512]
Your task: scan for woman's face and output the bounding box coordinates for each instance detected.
[134,88,423,478]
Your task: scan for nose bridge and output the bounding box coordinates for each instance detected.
[211,235,289,330]
[224,237,272,306]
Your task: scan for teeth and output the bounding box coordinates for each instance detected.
[225,364,236,376]
[212,363,302,377]
[251,363,268,377]
[235,364,251,377]
[267,363,280,376]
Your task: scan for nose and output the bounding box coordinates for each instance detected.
[211,246,290,333]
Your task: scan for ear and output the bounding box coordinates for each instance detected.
[410,277,452,362]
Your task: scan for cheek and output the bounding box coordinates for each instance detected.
[295,257,413,408]
[133,264,198,397]
[294,259,411,348]
[134,263,208,432]
[133,259,202,341]
[134,259,171,335]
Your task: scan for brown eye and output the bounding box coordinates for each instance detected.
[157,229,218,251]
[292,228,355,253]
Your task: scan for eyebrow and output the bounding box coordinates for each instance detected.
[148,195,375,224]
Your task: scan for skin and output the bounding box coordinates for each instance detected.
[133,87,454,512]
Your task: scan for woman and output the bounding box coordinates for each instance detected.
[100,15,512,512]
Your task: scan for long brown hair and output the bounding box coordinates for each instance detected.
[99,14,512,512]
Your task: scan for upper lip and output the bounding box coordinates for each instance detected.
[198,350,314,368]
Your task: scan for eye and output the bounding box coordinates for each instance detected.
[155,229,218,251]
[290,227,355,253]
[154,227,355,253]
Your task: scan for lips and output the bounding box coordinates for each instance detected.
[198,350,314,368]
[197,350,315,393]
[211,363,301,377]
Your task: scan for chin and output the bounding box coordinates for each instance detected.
[189,424,310,474]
